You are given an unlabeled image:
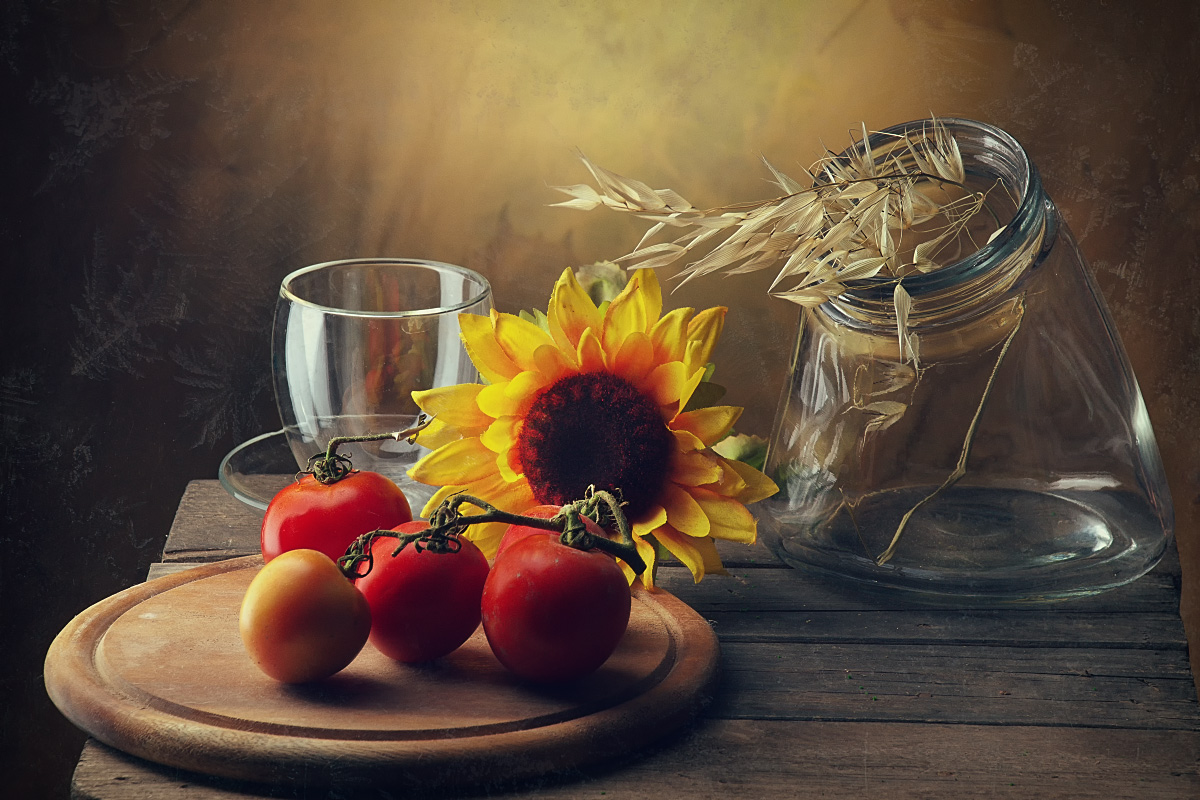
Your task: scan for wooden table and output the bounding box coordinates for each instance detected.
[67,480,1200,798]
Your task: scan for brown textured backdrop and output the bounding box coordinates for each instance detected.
[3,1,1198,796]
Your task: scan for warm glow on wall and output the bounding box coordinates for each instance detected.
[138,0,1078,432]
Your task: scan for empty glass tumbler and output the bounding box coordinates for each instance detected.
[759,119,1173,603]
[272,258,493,510]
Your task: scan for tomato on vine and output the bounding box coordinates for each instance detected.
[260,427,429,563]
[432,490,643,684]
[481,534,631,683]
[348,520,490,664]
[494,504,606,562]
[261,471,412,563]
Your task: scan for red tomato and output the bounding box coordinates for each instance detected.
[261,471,412,563]
[494,505,608,562]
[481,535,631,683]
[239,549,371,684]
[354,520,490,663]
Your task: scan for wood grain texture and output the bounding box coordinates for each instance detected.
[67,480,1200,798]
[49,554,718,792]
[74,720,1200,800]
[711,642,1200,729]
[163,483,268,562]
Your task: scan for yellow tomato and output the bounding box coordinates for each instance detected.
[239,549,371,683]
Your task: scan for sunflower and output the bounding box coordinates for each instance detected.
[407,267,777,585]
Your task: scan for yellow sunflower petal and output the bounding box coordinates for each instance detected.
[671,449,725,487]
[472,471,535,514]
[459,312,521,383]
[412,384,491,431]
[632,267,663,323]
[622,535,659,587]
[724,458,780,504]
[505,369,551,411]
[672,427,706,452]
[675,365,707,415]
[691,488,758,543]
[496,445,523,482]
[631,503,667,539]
[661,483,711,537]
[534,341,576,381]
[480,416,520,453]
[408,436,497,485]
[548,268,601,352]
[712,457,749,496]
[649,307,694,365]
[412,417,464,450]
[602,268,662,351]
[493,311,556,371]
[643,361,688,407]
[673,405,742,446]
[476,381,519,418]
[656,526,727,583]
[576,327,607,373]
[612,331,656,385]
[684,306,727,374]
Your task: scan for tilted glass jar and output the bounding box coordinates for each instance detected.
[759,118,1173,603]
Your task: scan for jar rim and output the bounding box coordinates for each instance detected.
[832,118,1044,302]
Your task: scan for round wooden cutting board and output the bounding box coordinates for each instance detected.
[45,555,719,792]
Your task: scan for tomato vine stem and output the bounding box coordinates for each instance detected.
[304,415,435,485]
[338,523,462,580]
[447,490,646,575]
[338,488,648,579]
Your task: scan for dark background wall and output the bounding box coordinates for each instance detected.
[4,2,1199,797]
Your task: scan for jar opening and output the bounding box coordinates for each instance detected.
[823,118,1048,328]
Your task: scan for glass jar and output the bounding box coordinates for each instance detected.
[759,119,1173,603]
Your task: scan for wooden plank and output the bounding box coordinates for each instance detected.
[72,719,1200,800]
[145,563,205,580]
[572,719,1200,800]
[710,642,1200,729]
[162,482,263,561]
[692,608,1188,649]
[655,566,1182,614]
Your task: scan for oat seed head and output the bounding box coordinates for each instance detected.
[551,117,995,319]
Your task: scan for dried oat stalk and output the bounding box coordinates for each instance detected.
[552,118,992,322]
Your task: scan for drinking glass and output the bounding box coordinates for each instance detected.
[272,258,492,511]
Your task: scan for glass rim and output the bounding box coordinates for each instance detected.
[279,258,493,318]
[834,117,1041,300]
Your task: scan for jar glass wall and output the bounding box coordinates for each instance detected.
[759,119,1173,603]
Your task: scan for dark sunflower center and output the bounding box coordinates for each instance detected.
[517,372,672,518]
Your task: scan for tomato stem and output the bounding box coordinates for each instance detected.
[336,486,648,578]
[305,415,435,485]
[337,521,462,580]
[438,491,647,576]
